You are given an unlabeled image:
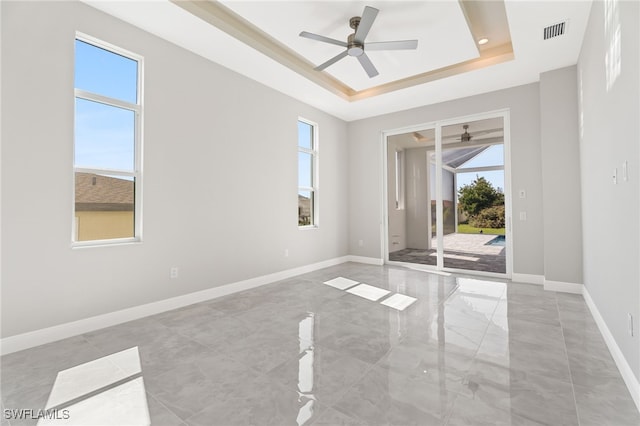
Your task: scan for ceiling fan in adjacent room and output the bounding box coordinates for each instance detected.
[412,124,503,143]
[299,6,418,78]
[444,124,504,142]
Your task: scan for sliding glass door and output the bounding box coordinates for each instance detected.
[385,111,511,277]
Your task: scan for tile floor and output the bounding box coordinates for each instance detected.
[1,263,639,425]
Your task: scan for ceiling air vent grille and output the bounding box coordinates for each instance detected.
[543,21,566,40]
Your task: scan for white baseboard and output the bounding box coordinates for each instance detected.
[345,255,384,265]
[543,279,583,294]
[1,255,361,356]
[511,273,544,285]
[583,288,640,413]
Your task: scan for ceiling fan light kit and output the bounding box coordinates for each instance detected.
[299,6,419,78]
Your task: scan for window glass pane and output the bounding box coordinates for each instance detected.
[459,144,504,169]
[298,121,313,149]
[74,172,134,241]
[298,190,314,226]
[298,152,313,188]
[75,98,135,171]
[75,39,138,104]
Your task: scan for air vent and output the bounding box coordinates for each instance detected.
[543,21,567,40]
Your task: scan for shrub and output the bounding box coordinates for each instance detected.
[469,205,505,228]
[458,176,504,217]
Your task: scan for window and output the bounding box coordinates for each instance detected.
[298,119,317,227]
[73,35,142,244]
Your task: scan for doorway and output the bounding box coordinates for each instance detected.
[384,111,512,277]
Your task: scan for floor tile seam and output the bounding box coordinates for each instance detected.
[555,293,583,426]
[313,354,382,417]
[145,392,184,425]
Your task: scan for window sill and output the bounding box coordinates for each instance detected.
[72,237,141,249]
[298,225,319,231]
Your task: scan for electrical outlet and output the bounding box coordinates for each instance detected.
[613,168,617,184]
[519,212,527,221]
[629,313,634,337]
[170,267,178,279]
[622,160,628,182]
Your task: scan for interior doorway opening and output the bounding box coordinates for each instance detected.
[384,112,511,277]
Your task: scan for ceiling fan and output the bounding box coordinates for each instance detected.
[299,6,418,78]
[412,125,503,143]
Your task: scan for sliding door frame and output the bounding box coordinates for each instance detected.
[381,108,513,279]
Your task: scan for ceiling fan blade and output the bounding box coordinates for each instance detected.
[299,31,347,47]
[366,40,418,51]
[357,53,379,78]
[469,127,503,136]
[354,6,379,43]
[315,50,349,71]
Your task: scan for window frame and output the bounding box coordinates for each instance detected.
[297,117,319,229]
[72,33,144,247]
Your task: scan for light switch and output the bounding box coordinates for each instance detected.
[519,212,527,221]
[613,168,617,184]
[519,190,526,199]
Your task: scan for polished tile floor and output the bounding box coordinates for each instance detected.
[2,263,639,425]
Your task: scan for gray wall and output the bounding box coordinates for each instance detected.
[577,0,639,380]
[347,84,544,276]
[1,1,349,338]
[539,66,583,284]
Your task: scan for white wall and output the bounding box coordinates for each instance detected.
[0,1,349,338]
[347,84,543,276]
[539,66,583,285]
[577,0,639,381]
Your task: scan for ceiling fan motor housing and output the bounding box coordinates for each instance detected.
[347,33,364,56]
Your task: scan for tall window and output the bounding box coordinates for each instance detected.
[298,119,318,227]
[73,35,142,244]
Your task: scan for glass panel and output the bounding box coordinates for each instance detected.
[74,172,135,241]
[298,121,313,149]
[298,190,314,226]
[442,148,506,273]
[75,98,135,171]
[386,128,437,266]
[459,144,504,169]
[75,39,138,104]
[298,152,313,188]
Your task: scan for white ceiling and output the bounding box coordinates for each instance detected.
[220,1,479,91]
[83,0,593,122]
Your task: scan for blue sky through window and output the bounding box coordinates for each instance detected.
[456,145,504,193]
[75,98,134,171]
[74,39,138,172]
[298,121,314,196]
[75,40,137,103]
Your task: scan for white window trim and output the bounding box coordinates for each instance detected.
[298,117,318,229]
[72,33,144,248]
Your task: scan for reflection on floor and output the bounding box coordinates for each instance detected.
[2,263,638,425]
